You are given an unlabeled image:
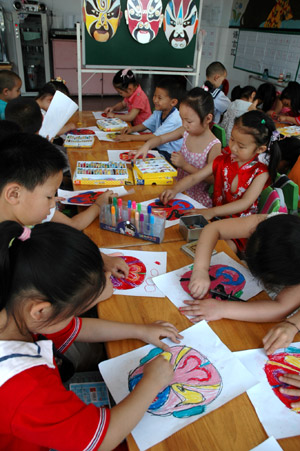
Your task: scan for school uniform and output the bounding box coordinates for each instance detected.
[0,98,7,119]
[0,317,110,451]
[124,84,151,126]
[203,82,231,124]
[143,108,183,154]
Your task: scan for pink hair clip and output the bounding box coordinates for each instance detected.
[121,68,133,79]
[18,226,32,242]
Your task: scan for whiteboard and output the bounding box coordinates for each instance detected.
[234,30,300,81]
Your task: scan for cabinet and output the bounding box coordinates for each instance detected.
[51,38,115,96]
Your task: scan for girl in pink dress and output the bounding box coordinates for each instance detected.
[134,88,222,207]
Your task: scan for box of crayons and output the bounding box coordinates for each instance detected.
[73,161,133,186]
[133,158,177,180]
[96,118,128,132]
[100,200,166,244]
[133,169,174,186]
[64,134,95,148]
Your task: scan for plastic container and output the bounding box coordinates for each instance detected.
[179,214,208,242]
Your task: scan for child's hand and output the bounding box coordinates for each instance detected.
[104,106,113,114]
[143,355,174,389]
[106,111,115,118]
[102,254,129,278]
[277,115,291,123]
[279,374,300,408]
[113,134,131,142]
[263,321,298,355]
[132,144,149,162]
[184,208,213,220]
[171,152,185,168]
[188,269,210,299]
[94,189,115,207]
[121,127,131,135]
[179,298,224,322]
[160,189,176,204]
[139,321,183,351]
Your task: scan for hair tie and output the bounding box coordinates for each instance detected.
[18,227,32,242]
[202,85,209,92]
[121,68,133,79]
[261,119,266,124]
[268,130,280,150]
[50,76,66,85]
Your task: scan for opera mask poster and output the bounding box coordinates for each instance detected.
[125,0,163,44]
[164,0,198,49]
[83,0,122,42]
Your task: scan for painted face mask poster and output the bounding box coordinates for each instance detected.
[153,252,263,318]
[235,343,300,439]
[99,321,257,451]
[100,248,166,297]
[140,193,206,228]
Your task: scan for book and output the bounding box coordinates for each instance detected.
[64,134,95,148]
[181,240,217,259]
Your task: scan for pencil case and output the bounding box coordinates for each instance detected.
[99,205,166,244]
[179,215,208,242]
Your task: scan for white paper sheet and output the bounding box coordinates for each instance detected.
[250,437,283,451]
[58,187,129,206]
[99,248,166,297]
[107,149,160,162]
[92,110,128,119]
[39,91,78,140]
[140,193,206,228]
[99,321,258,451]
[153,252,263,319]
[235,343,300,439]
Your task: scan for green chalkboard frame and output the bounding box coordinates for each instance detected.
[83,0,200,71]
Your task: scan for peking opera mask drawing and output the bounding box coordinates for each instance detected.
[83,0,122,42]
[125,0,163,44]
[163,0,198,49]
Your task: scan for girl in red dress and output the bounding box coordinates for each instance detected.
[160,110,281,253]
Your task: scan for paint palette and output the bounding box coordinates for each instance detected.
[64,134,95,148]
[96,118,128,132]
[134,158,177,180]
[74,161,128,180]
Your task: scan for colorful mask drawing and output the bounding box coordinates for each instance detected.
[129,345,222,417]
[68,128,96,135]
[148,198,194,221]
[107,149,160,162]
[111,256,147,290]
[66,190,103,205]
[125,0,163,44]
[163,0,198,49]
[264,348,300,414]
[83,0,122,42]
[58,187,128,207]
[119,151,156,161]
[180,265,246,300]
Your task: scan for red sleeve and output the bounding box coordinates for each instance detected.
[42,317,82,353]
[295,115,300,125]
[6,365,110,451]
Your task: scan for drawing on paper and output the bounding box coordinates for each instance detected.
[180,265,246,300]
[148,198,194,221]
[111,256,147,290]
[128,345,222,417]
[68,128,95,135]
[119,151,155,161]
[264,347,300,414]
[66,190,104,205]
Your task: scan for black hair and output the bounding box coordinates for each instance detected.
[280,81,300,115]
[278,136,300,166]
[0,70,21,92]
[0,119,21,139]
[246,214,300,288]
[234,110,281,182]
[206,61,227,78]
[155,77,186,104]
[5,97,43,134]
[0,221,106,332]
[0,133,66,194]
[113,69,138,91]
[36,79,70,100]
[180,87,214,122]
[231,85,256,102]
[254,83,276,112]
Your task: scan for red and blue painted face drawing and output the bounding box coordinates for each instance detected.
[163,0,198,49]
[129,346,222,417]
[83,0,122,42]
[264,347,300,414]
[119,151,155,161]
[180,265,246,300]
[111,256,146,290]
[125,0,163,44]
[67,191,103,205]
[148,198,194,220]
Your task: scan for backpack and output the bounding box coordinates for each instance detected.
[258,186,288,214]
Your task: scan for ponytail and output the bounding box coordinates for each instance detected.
[234,110,280,182]
[113,69,137,91]
[0,221,106,327]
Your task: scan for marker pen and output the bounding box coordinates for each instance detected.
[139,213,144,234]
[146,205,152,234]
[132,201,137,212]
[117,198,122,222]
[135,211,140,232]
[150,215,155,236]
[127,200,132,221]
[106,204,111,226]
[137,203,142,214]
[131,209,135,224]
[111,206,116,227]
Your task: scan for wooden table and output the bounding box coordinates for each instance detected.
[68,111,300,451]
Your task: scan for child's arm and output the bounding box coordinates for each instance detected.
[58,122,76,136]
[277,115,299,125]
[263,310,300,354]
[188,171,269,221]
[278,373,300,409]
[108,108,140,123]
[77,318,182,351]
[99,355,173,451]
[121,124,147,135]
[160,162,214,204]
[104,100,126,114]
[131,127,184,161]
[114,126,155,143]
[189,215,265,298]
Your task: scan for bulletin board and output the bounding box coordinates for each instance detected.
[234,29,300,81]
[83,0,200,71]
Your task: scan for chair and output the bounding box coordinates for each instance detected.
[272,174,299,215]
[258,186,287,214]
[212,124,227,148]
